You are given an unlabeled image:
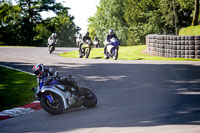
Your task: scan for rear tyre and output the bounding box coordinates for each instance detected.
[81,88,97,108]
[79,53,83,58]
[104,53,109,59]
[40,93,64,115]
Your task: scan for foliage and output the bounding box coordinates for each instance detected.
[0,0,80,46]
[88,0,195,46]
[0,2,21,45]
[88,0,128,46]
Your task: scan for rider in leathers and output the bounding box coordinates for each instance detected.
[33,64,59,86]
[104,29,119,54]
[48,33,57,48]
[33,64,77,92]
[79,32,92,51]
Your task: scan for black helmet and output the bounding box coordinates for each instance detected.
[85,32,89,36]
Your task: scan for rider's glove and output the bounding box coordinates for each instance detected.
[43,77,52,85]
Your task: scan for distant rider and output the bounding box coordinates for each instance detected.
[104,29,119,54]
[48,33,57,48]
[76,34,83,48]
[94,36,100,48]
[79,32,92,51]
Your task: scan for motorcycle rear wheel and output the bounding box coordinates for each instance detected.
[40,93,64,115]
[81,88,97,108]
[79,51,83,58]
[104,53,109,59]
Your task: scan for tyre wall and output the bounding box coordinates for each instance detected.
[146,34,200,59]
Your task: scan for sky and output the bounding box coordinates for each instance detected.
[41,0,101,34]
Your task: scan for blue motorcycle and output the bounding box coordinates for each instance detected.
[32,75,97,115]
[104,37,120,60]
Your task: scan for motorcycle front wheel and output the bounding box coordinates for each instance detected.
[40,93,64,115]
[81,88,97,108]
[113,48,118,60]
[49,45,55,54]
[85,48,91,58]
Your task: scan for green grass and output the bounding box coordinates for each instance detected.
[0,66,36,111]
[0,46,34,47]
[59,45,200,61]
[179,25,200,35]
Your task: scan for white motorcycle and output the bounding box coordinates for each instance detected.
[93,40,100,48]
[32,75,97,115]
[104,38,120,60]
[48,39,56,54]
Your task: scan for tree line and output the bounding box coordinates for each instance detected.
[0,0,80,46]
[88,0,199,46]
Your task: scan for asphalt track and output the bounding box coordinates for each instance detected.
[0,47,200,133]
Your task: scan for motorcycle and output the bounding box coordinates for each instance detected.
[79,40,92,58]
[48,40,56,54]
[104,37,120,60]
[93,40,100,48]
[32,75,97,115]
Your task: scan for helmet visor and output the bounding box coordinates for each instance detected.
[34,70,40,75]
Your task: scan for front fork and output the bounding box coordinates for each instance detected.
[32,87,54,103]
[45,94,53,103]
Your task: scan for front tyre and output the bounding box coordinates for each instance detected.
[113,48,118,60]
[85,48,91,58]
[49,45,55,54]
[40,93,64,115]
[81,88,97,108]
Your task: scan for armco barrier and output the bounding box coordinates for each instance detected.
[146,34,200,59]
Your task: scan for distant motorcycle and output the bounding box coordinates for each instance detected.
[93,40,100,48]
[79,40,92,58]
[104,37,120,60]
[48,40,56,54]
[32,75,97,115]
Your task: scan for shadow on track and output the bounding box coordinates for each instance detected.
[0,61,200,132]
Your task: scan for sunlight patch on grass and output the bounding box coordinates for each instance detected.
[59,45,200,61]
[0,66,36,111]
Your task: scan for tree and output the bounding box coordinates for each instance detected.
[88,0,128,45]
[18,0,68,45]
[0,2,21,45]
[0,0,80,46]
[192,0,199,26]
[125,0,164,45]
[124,0,193,45]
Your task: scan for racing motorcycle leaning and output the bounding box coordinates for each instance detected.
[104,37,120,60]
[32,75,97,115]
[79,40,92,58]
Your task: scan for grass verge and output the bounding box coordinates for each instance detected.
[179,25,200,35]
[0,66,36,111]
[59,45,200,61]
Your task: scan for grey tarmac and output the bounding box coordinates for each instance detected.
[0,47,200,133]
